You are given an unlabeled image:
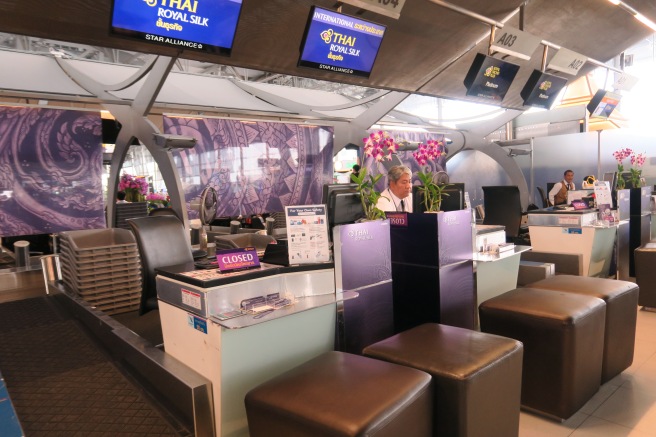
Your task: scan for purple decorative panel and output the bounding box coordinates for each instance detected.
[164,116,333,218]
[362,130,447,191]
[333,220,391,291]
[437,210,474,266]
[0,107,105,237]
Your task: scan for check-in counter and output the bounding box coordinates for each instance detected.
[473,224,531,327]
[528,209,615,277]
[156,262,339,437]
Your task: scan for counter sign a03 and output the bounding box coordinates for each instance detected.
[298,6,387,77]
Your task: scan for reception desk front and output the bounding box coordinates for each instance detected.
[528,209,615,277]
[156,262,338,437]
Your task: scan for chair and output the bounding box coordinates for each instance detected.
[127,216,194,315]
[148,207,181,220]
[482,186,527,243]
[536,186,550,208]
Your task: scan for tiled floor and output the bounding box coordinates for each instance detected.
[519,308,656,437]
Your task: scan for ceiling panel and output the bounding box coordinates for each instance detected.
[0,0,652,110]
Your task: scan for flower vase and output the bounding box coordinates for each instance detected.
[124,188,140,202]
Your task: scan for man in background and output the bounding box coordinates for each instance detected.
[548,169,575,206]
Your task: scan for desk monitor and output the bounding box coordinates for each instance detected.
[322,183,357,204]
[327,189,364,228]
[567,189,593,205]
[412,183,465,213]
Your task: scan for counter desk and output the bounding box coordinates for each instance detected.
[473,224,531,327]
[155,262,343,437]
[528,208,615,277]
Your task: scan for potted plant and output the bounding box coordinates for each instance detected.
[613,147,646,189]
[350,131,400,220]
[351,168,387,221]
[413,140,450,212]
[119,173,149,202]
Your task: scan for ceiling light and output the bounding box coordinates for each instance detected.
[634,13,656,32]
[607,0,621,5]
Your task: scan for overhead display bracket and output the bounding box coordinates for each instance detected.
[339,0,407,19]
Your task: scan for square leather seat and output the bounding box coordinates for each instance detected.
[363,323,523,437]
[479,288,606,420]
[245,351,432,437]
[528,275,638,382]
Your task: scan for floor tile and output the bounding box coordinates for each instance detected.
[571,416,656,437]
[519,410,587,437]
[591,386,656,435]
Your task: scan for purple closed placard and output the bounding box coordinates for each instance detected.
[216,247,260,272]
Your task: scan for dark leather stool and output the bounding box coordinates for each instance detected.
[528,275,638,383]
[635,243,656,308]
[244,351,432,437]
[479,288,606,420]
[363,323,523,437]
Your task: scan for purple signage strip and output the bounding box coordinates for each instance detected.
[216,247,260,272]
[386,212,408,227]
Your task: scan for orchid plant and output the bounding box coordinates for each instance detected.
[353,131,400,220]
[613,148,646,189]
[413,139,450,212]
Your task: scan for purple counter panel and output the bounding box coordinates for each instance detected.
[390,210,472,266]
[333,220,394,354]
[164,116,333,218]
[390,210,475,331]
[0,107,105,236]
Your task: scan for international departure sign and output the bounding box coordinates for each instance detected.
[298,6,387,78]
[111,0,243,55]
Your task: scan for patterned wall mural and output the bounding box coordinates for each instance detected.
[0,107,105,237]
[164,116,334,219]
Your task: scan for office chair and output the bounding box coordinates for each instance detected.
[482,186,529,244]
[127,216,194,315]
[536,186,550,208]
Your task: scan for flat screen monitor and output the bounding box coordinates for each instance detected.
[463,53,520,102]
[520,70,568,109]
[602,172,617,190]
[298,6,386,78]
[328,189,364,228]
[412,183,465,213]
[587,89,622,118]
[322,183,357,204]
[567,189,593,205]
[110,0,243,55]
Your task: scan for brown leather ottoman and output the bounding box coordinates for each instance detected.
[479,288,606,420]
[635,243,656,308]
[527,275,638,383]
[363,323,523,437]
[244,351,432,437]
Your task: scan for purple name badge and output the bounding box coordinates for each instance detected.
[216,247,260,272]
[386,212,408,227]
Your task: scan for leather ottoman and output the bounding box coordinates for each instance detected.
[363,323,523,437]
[479,288,606,420]
[528,275,638,382]
[635,243,656,308]
[244,351,433,437]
